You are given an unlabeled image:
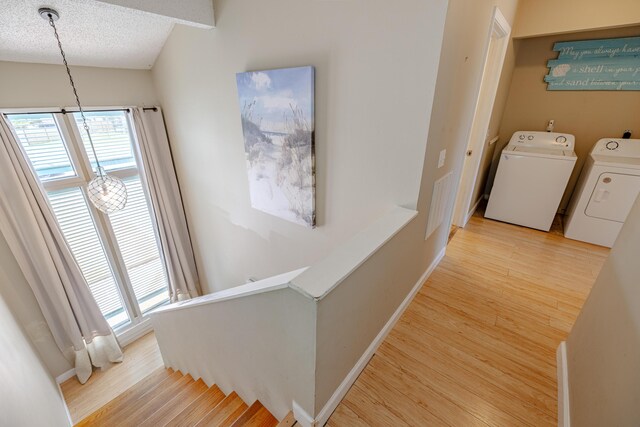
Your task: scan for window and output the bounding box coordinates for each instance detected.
[6,111,169,331]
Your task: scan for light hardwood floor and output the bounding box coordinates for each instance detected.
[327,214,609,426]
[62,331,164,424]
[62,214,608,426]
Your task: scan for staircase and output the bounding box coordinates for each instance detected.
[76,367,296,426]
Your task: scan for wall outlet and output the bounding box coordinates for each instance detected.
[438,149,446,168]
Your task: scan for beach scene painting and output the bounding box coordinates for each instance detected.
[236,66,315,227]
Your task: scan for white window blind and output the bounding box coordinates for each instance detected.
[74,112,136,171]
[48,187,129,328]
[109,176,169,313]
[8,114,76,181]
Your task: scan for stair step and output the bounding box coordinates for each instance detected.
[139,378,208,426]
[74,368,279,427]
[276,412,297,427]
[103,369,183,424]
[231,400,278,427]
[110,372,194,425]
[75,368,174,427]
[165,384,226,427]
[195,391,247,427]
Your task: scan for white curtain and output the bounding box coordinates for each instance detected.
[0,116,123,384]
[132,107,201,301]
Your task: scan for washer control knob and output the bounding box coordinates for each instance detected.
[606,140,619,150]
[556,136,567,144]
[527,135,534,140]
[519,134,525,140]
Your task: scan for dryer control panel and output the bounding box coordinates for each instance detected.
[510,131,575,151]
[593,138,640,158]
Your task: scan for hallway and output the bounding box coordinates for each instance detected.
[327,214,609,426]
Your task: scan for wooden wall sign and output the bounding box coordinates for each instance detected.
[545,36,640,91]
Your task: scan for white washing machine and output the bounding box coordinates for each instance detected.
[564,138,640,247]
[485,131,577,231]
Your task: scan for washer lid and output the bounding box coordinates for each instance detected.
[504,145,577,161]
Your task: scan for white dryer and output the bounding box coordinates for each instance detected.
[564,138,640,247]
[485,131,577,231]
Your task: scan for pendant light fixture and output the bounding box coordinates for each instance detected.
[39,8,127,214]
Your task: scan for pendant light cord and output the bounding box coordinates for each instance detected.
[47,14,103,176]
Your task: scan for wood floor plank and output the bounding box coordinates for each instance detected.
[97,370,184,425]
[327,212,607,425]
[326,404,368,427]
[165,385,226,427]
[109,373,194,426]
[62,332,165,424]
[342,381,411,427]
[231,401,278,427]
[218,401,251,427]
[230,400,263,426]
[385,325,556,424]
[196,392,247,427]
[364,355,489,426]
[276,411,297,427]
[75,367,171,427]
[353,363,446,426]
[139,378,208,426]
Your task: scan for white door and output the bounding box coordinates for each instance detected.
[451,7,511,227]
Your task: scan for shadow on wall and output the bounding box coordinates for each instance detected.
[0,277,71,426]
[0,232,72,378]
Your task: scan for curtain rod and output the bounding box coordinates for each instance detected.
[2,107,158,116]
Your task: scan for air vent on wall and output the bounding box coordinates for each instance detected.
[426,171,454,239]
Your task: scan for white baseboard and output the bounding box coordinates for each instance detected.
[57,381,73,426]
[292,401,316,427]
[557,341,571,427]
[56,367,77,384]
[463,197,483,226]
[293,246,447,427]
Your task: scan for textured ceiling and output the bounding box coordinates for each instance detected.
[0,0,179,69]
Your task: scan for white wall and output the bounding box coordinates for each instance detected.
[151,0,449,292]
[423,0,519,229]
[514,0,640,38]
[565,196,640,425]
[0,233,73,381]
[0,60,159,378]
[0,60,158,109]
[0,290,71,426]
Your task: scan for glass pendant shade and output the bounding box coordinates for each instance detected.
[87,167,128,214]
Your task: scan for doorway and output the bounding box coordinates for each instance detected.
[451,7,511,228]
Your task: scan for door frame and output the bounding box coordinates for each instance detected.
[451,6,511,227]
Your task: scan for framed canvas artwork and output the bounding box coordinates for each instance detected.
[236,66,316,227]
